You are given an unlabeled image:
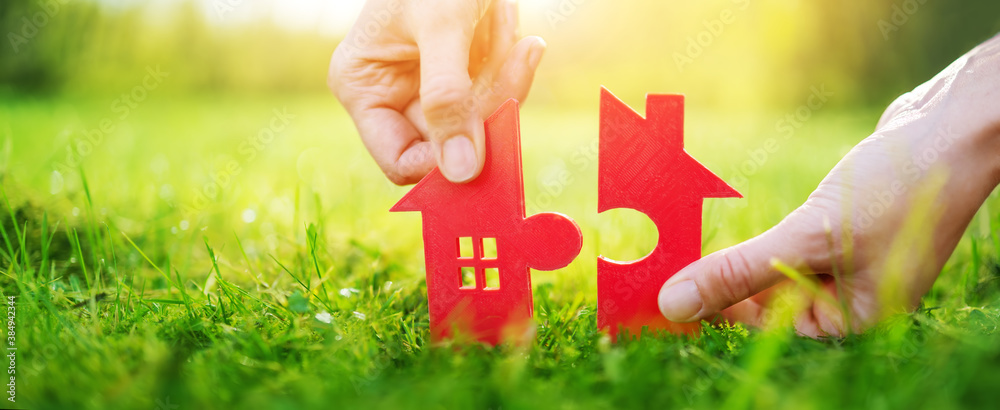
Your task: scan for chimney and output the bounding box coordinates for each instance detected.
[644,94,685,150]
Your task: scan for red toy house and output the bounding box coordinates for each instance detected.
[597,88,741,340]
[392,99,583,345]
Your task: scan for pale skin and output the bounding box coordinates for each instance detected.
[658,34,1000,337]
[328,0,545,185]
[328,1,1000,337]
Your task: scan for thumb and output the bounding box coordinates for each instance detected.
[417,25,485,183]
[658,217,821,322]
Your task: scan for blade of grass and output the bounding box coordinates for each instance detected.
[270,254,308,292]
[0,188,20,272]
[270,253,332,311]
[964,233,980,306]
[40,212,49,278]
[771,259,842,310]
[122,231,195,318]
[70,228,92,292]
[823,215,852,336]
[146,298,187,305]
[234,231,267,288]
[0,215,16,273]
[43,218,60,282]
[105,223,121,324]
[204,236,246,317]
[18,219,29,274]
[306,223,329,297]
[78,167,106,271]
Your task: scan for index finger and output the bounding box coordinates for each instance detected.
[352,106,436,185]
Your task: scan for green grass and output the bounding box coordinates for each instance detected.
[2,94,1000,410]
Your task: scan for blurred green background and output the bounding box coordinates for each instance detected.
[2,0,998,259]
[2,1,1000,409]
[3,0,1000,104]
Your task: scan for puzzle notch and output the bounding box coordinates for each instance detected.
[596,87,742,341]
[392,99,583,345]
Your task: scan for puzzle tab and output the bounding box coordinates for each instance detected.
[392,99,583,345]
[597,88,742,341]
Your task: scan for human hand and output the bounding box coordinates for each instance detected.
[328,0,545,185]
[658,34,1000,337]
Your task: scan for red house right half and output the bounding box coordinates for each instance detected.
[597,87,742,341]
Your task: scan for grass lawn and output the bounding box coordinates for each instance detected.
[2,94,1000,409]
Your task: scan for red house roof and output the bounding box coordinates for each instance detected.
[597,87,742,340]
[598,87,741,214]
[393,98,581,271]
[391,99,582,344]
[391,100,525,227]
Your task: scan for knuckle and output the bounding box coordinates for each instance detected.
[421,82,471,112]
[385,171,414,186]
[412,1,482,35]
[420,84,474,127]
[709,249,755,307]
[384,164,419,186]
[876,91,916,128]
[385,147,433,185]
[778,206,834,267]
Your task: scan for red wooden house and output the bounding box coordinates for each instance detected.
[392,99,583,345]
[597,88,741,340]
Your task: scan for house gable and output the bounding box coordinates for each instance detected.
[597,87,742,341]
[598,87,741,215]
[390,99,583,345]
[391,99,525,224]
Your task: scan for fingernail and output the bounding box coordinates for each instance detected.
[658,280,703,322]
[527,39,546,68]
[441,136,477,182]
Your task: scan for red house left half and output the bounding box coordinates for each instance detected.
[391,99,583,345]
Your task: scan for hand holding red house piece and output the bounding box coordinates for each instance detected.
[332,1,1000,341]
[597,89,741,341]
[392,99,583,345]
[393,89,742,344]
